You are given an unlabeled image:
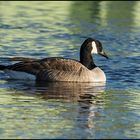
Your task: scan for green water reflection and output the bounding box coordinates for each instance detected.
[0,1,140,58]
[0,81,105,139]
[0,81,140,139]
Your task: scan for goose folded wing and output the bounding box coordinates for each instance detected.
[6,58,90,81]
[36,58,90,81]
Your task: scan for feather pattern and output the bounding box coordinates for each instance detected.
[2,57,105,82]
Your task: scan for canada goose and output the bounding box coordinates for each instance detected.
[0,38,108,82]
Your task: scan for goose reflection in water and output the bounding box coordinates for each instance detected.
[7,80,106,131]
[36,82,106,131]
[34,81,106,101]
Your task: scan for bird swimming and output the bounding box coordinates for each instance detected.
[0,38,108,82]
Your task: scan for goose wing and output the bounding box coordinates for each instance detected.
[37,58,90,81]
[6,57,90,81]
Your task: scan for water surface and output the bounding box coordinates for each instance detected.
[0,1,140,139]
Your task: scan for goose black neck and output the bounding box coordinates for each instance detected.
[80,51,96,70]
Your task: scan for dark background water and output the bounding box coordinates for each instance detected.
[0,1,140,139]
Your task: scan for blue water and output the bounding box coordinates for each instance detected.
[0,1,140,139]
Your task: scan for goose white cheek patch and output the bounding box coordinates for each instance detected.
[91,41,98,54]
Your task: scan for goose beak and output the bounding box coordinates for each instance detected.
[99,51,109,59]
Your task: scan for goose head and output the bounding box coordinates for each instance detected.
[80,38,108,69]
[80,38,108,59]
